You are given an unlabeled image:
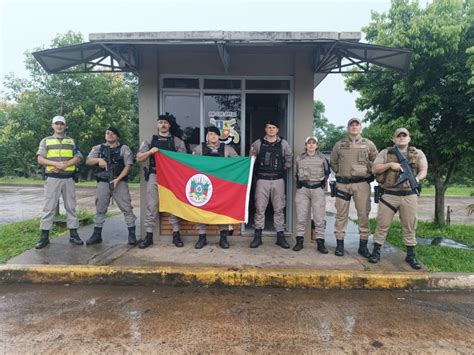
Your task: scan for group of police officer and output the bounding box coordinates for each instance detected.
[35,114,427,270]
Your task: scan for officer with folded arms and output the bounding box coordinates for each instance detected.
[85,127,137,245]
[369,128,428,269]
[35,115,83,249]
[330,118,378,257]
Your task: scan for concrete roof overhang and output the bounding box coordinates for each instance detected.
[32,31,411,87]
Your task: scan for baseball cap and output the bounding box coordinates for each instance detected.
[52,116,66,124]
[305,136,319,144]
[347,117,361,126]
[394,128,410,137]
[106,126,120,137]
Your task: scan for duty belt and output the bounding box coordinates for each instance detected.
[257,173,283,180]
[336,176,374,184]
[382,189,417,196]
[45,172,75,179]
[300,181,325,189]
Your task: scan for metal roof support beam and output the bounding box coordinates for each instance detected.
[100,44,137,72]
[217,43,230,73]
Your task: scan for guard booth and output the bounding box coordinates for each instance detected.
[33,31,410,239]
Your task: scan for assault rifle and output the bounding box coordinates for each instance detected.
[391,146,421,196]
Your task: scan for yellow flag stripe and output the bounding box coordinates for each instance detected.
[158,185,242,224]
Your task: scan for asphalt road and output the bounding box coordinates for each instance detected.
[0,284,472,353]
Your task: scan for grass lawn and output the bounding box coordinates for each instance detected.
[370,219,474,272]
[421,186,474,196]
[0,210,94,263]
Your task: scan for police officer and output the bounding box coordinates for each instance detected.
[136,114,187,249]
[330,118,378,257]
[249,121,293,249]
[85,127,137,245]
[369,128,428,269]
[35,115,83,249]
[293,136,330,253]
[193,126,239,249]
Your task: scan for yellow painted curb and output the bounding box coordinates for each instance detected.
[0,264,445,289]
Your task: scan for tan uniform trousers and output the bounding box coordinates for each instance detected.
[334,181,371,240]
[254,178,286,232]
[40,177,78,230]
[295,186,326,239]
[196,224,228,235]
[145,173,180,233]
[373,193,417,246]
[94,181,136,228]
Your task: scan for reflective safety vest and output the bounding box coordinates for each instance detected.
[45,137,76,174]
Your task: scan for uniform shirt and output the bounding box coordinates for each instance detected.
[138,134,187,154]
[87,143,134,166]
[374,147,428,190]
[295,152,327,183]
[250,136,293,169]
[193,143,239,157]
[330,135,378,176]
[36,134,83,159]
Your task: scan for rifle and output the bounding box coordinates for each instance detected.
[391,146,420,196]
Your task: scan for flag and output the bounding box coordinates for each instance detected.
[155,150,254,224]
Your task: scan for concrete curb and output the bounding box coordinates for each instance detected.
[0,265,472,290]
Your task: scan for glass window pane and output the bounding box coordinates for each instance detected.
[204,94,241,154]
[163,94,200,149]
[204,79,241,90]
[163,78,199,89]
[245,80,290,90]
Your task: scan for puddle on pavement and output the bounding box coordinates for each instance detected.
[416,236,473,250]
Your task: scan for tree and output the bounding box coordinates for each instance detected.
[1,31,138,178]
[345,0,474,225]
[312,100,346,152]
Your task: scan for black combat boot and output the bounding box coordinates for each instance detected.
[86,227,102,245]
[219,230,230,249]
[172,231,184,248]
[405,246,422,270]
[35,230,50,249]
[139,232,153,249]
[292,236,304,251]
[69,229,84,246]
[195,234,207,249]
[276,231,290,249]
[128,226,137,246]
[250,228,262,248]
[358,239,371,258]
[368,243,382,263]
[316,239,328,254]
[335,239,344,256]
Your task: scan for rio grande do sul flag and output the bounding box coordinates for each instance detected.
[155,150,254,224]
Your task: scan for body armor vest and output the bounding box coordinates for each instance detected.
[149,135,176,170]
[297,152,329,182]
[336,138,371,178]
[257,138,284,174]
[202,143,225,157]
[44,136,76,177]
[378,146,419,189]
[97,144,127,182]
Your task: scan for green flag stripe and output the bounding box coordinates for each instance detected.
[160,149,251,184]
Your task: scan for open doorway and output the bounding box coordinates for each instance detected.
[245,93,289,233]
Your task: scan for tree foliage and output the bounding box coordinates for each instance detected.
[312,100,346,152]
[345,0,474,224]
[0,31,138,178]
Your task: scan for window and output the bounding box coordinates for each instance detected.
[163,78,199,89]
[245,79,290,90]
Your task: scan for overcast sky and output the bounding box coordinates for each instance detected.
[0,0,391,126]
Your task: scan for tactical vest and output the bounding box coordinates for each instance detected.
[202,143,225,157]
[149,135,176,170]
[378,146,419,189]
[297,152,330,182]
[97,144,127,182]
[44,136,76,177]
[335,138,371,178]
[257,138,284,174]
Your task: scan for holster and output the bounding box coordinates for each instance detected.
[374,185,382,204]
[143,167,150,182]
[329,181,336,197]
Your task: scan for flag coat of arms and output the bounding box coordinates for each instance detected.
[155,150,254,224]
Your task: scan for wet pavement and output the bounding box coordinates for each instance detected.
[0,284,472,353]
